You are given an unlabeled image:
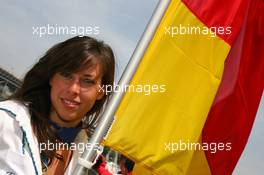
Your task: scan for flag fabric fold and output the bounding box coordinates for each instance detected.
[103,0,263,174]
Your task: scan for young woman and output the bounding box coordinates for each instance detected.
[0,36,115,174]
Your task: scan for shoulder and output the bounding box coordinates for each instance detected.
[0,99,31,125]
[0,99,28,115]
[0,99,35,152]
[0,100,29,130]
[0,100,42,174]
[0,100,26,157]
[75,129,89,143]
[0,100,28,144]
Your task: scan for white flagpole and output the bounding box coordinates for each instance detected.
[73,0,171,174]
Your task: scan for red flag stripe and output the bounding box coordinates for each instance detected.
[202,0,264,174]
[182,0,251,45]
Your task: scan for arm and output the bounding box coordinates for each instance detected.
[0,110,36,175]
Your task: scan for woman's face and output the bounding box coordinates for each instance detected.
[49,60,104,127]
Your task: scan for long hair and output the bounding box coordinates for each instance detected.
[12,36,115,164]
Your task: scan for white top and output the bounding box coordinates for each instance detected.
[0,100,88,175]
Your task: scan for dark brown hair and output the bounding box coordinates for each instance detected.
[12,36,115,166]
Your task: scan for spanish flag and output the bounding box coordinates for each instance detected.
[103,0,264,174]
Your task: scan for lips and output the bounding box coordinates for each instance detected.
[61,98,80,109]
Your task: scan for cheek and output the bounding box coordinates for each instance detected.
[50,82,64,101]
[81,91,99,108]
[50,86,59,106]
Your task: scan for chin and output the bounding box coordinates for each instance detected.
[57,111,77,121]
[62,115,79,121]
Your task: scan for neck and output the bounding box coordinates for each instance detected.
[49,111,81,128]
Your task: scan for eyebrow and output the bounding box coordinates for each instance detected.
[82,73,100,80]
[82,74,93,78]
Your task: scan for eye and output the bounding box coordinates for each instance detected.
[59,71,72,79]
[81,78,95,86]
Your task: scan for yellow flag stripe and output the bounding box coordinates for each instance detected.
[104,0,230,174]
[185,138,212,175]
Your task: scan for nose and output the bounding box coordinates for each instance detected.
[67,79,81,95]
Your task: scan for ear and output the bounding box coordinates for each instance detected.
[96,88,104,100]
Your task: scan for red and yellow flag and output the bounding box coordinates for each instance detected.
[103,0,264,174]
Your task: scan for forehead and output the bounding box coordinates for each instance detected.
[75,56,102,78]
